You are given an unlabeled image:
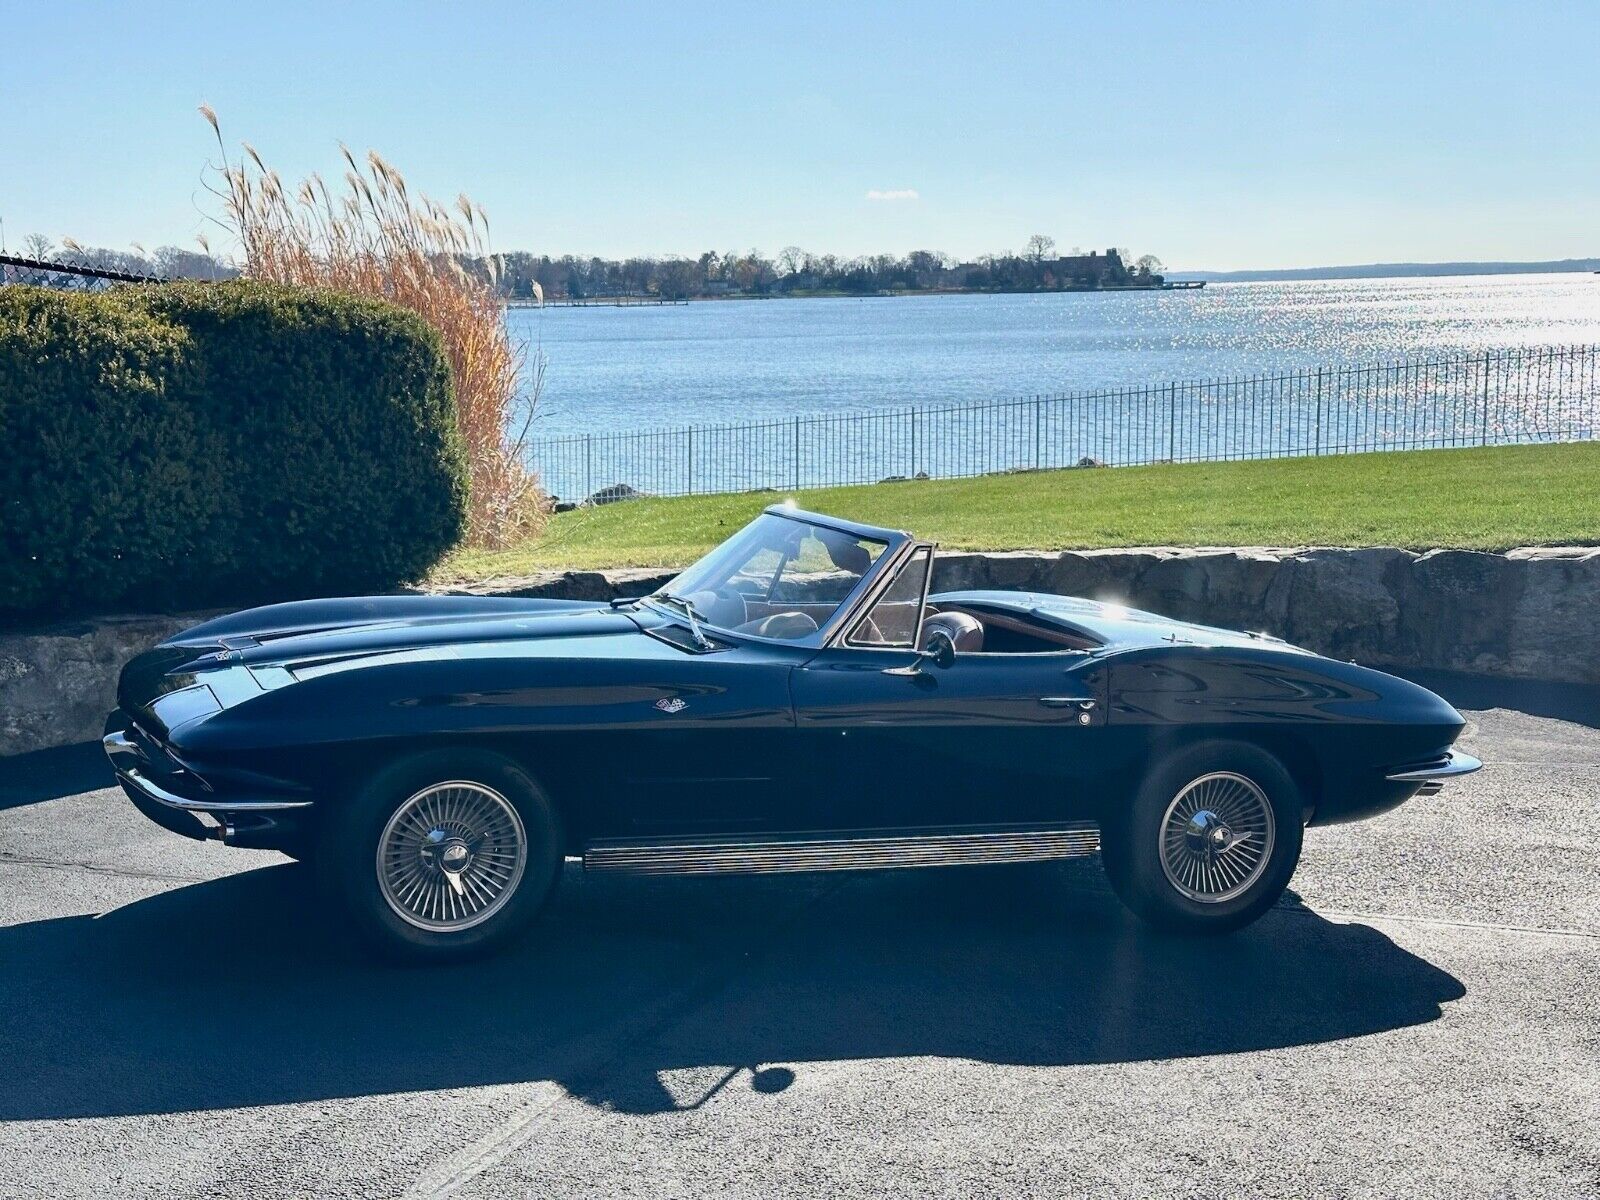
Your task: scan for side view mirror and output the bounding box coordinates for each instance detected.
[881,629,956,677]
[923,629,957,669]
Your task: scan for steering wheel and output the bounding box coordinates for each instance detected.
[852,614,886,644]
[735,610,819,639]
[706,585,749,628]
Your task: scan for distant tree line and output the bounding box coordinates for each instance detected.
[12,231,1166,300]
[479,237,1166,302]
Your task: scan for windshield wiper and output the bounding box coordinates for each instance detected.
[648,592,715,651]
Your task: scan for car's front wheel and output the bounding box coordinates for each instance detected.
[318,750,564,962]
[1102,741,1303,934]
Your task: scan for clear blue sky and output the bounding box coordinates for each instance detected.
[3,1,1596,270]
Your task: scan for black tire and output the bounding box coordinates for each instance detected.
[316,749,564,963]
[1102,740,1303,935]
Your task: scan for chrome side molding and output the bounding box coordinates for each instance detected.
[585,822,1101,876]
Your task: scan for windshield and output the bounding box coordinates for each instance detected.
[649,511,890,640]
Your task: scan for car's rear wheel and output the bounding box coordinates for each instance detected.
[1102,741,1303,934]
[318,750,563,962]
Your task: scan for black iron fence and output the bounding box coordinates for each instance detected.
[0,253,165,290]
[530,345,1600,502]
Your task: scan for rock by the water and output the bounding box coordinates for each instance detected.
[586,483,648,506]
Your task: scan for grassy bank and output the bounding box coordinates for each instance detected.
[436,443,1600,582]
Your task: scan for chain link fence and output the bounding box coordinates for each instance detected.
[531,345,1600,503]
[0,253,165,291]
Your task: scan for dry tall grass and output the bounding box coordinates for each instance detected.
[201,106,545,547]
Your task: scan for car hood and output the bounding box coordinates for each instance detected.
[118,596,661,727]
[173,595,646,667]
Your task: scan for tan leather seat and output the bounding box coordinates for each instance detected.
[921,611,983,653]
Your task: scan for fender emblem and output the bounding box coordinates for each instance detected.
[654,697,688,714]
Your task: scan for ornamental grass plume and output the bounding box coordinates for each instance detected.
[201,105,546,547]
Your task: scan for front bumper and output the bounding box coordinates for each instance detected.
[103,713,312,846]
[1384,749,1483,794]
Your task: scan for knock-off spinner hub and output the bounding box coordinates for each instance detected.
[1184,809,1235,855]
[419,830,472,873]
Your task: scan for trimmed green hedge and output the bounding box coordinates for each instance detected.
[0,281,467,620]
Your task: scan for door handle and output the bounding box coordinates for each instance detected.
[1040,697,1097,724]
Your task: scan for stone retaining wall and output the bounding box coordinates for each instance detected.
[4,547,1597,757]
[0,613,219,759]
[930,546,1600,684]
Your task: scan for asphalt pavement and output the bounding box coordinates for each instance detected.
[1,671,1596,1199]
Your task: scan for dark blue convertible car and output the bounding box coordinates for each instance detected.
[106,505,1479,960]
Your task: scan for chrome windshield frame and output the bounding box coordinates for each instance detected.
[647,507,914,651]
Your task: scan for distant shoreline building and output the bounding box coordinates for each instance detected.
[944,248,1160,291]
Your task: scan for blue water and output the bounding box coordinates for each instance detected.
[513,274,1600,439]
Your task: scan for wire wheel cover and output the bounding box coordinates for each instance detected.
[1158,771,1276,904]
[377,781,528,932]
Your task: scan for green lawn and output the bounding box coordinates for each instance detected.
[436,443,1600,582]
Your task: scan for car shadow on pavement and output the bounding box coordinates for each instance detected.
[0,858,1465,1120]
[0,741,112,813]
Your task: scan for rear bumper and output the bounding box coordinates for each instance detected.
[1311,746,1483,825]
[1384,750,1483,794]
[102,713,313,847]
